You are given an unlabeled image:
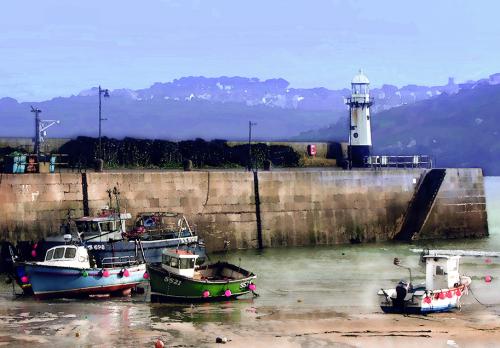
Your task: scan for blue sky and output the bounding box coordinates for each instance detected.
[1,0,499,101]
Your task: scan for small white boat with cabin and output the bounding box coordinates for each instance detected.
[378,252,471,314]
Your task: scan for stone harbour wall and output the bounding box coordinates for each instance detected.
[0,168,488,251]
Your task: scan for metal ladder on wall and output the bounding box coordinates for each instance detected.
[394,169,447,241]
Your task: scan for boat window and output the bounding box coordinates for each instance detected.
[53,247,64,259]
[179,258,195,269]
[448,260,458,272]
[162,254,171,265]
[100,221,115,232]
[90,222,100,232]
[64,247,76,259]
[45,249,54,261]
[435,265,446,275]
[170,257,179,268]
[76,221,88,233]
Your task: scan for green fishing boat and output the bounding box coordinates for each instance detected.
[148,249,257,302]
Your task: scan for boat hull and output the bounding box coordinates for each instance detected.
[148,262,256,302]
[378,286,466,314]
[17,262,148,299]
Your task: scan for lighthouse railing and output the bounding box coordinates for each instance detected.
[365,155,433,169]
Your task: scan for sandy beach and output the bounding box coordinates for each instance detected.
[0,297,499,348]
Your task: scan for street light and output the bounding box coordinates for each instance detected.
[98,85,110,160]
[248,121,257,171]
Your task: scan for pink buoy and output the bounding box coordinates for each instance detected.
[143,272,150,280]
[155,339,165,348]
[446,290,453,298]
[202,290,210,298]
[438,292,445,300]
[21,276,29,284]
[455,289,461,296]
[224,289,232,297]
[423,296,432,304]
[248,283,256,291]
[485,275,492,283]
[31,250,37,258]
[123,269,130,277]
[102,269,110,278]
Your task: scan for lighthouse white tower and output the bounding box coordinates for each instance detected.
[345,70,373,167]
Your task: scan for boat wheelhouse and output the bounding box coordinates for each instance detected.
[378,253,471,314]
[41,245,90,268]
[161,249,199,278]
[74,210,131,242]
[148,248,257,302]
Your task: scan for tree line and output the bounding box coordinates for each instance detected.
[59,136,301,169]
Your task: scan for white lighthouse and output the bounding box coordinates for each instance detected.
[345,70,373,167]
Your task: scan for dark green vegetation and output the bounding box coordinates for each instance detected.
[59,137,301,169]
[295,84,500,175]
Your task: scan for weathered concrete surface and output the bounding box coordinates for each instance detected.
[0,173,83,241]
[418,168,488,239]
[0,169,488,251]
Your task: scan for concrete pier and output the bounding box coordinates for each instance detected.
[0,168,488,251]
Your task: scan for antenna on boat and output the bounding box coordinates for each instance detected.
[112,186,122,233]
[223,239,230,256]
[393,257,413,284]
[175,217,182,251]
[106,188,113,210]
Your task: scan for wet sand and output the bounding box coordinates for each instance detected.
[0,294,499,348]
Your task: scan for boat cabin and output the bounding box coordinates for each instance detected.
[161,249,199,278]
[41,245,90,269]
[424,255,460,290]
[75,212,132,242]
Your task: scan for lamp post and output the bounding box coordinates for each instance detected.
[32,106,42,157]
[248,121,257,171]
[98,85,110,160]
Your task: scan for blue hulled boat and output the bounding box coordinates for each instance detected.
[24,210,205,265]
[15,244,148,299]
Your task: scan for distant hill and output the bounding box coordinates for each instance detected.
[0,75,481,141]
[295,83,500,175]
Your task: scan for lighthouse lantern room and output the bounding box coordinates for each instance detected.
[345,70,373,168]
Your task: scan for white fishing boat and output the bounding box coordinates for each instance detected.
[378,252,471,314]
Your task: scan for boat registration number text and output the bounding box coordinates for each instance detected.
[163,276,182,286]
[177,237,197,244]
[87,244,106,250]
[240,281,251,289]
